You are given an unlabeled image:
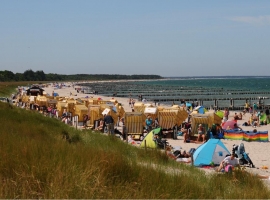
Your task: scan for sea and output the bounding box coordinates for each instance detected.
[79,76,270,110]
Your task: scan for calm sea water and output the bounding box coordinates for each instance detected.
[137,77,270,92]
[133,77,270,108]
[81,77,270,108]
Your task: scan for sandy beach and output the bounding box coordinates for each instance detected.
[43,81,270,177]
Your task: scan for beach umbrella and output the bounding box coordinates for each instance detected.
[222,120,236,129]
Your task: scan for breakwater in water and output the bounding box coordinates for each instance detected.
[78,77,270,110]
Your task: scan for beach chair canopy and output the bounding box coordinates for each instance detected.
[74,104,88,121]
[124,112,145,137]
[134,103,145,113]
[205,112,222,126]
[190,114,210,135]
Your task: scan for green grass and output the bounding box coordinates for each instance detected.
[0,83,270,198]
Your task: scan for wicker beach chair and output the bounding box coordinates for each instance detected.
[124,112,145,140]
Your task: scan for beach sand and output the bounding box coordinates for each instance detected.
[43,82,270,177]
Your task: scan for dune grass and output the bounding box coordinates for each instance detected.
[0,83,270,198]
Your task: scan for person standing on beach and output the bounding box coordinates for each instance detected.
[145,115,153,132]
[253,102,258,114]
[192,101,195,109]
[129,98,132,107]
[132,99,135,108]
[104,114,114,135]
[245,101,250,113]
[265,107,270,122]
[224,108,229,122]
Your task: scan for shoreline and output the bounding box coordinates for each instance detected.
[42,81,270,178]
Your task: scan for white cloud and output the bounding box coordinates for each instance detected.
[229,15,270,25]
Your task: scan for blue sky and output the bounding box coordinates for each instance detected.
[1,0,270,76]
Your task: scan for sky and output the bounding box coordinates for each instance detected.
[1,0,270,77]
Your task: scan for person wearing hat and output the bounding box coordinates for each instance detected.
[197,124,205,143]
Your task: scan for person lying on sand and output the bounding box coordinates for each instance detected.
[165,146,191,163]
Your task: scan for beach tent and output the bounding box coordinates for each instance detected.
[193,106,205,114]
[26,86,44,96]
[193,139,230,166]
[140,128,161,148]
[260,113,270,124]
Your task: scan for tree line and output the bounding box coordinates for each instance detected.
[0,70,163,82]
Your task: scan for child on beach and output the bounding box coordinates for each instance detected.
[197,124,206,143]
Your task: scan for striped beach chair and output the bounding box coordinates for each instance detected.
[124,112,145,140]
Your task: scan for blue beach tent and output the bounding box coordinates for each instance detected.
[193,139,230,166]
[193,106,205,114]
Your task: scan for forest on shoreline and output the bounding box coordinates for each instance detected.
[0,69,163,82]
